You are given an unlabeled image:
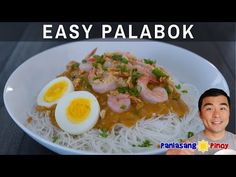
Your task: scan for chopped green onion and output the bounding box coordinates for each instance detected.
[71,63,79,70]
[138,140,153,147]
[99,128,109,138]
[120,105,127,110]
[128,87,139,96]
[117,87,129,94]
[93,55,105,65]
[143,59,156,65]
[175,84,181,89]
[181,90,188,93]
[187,131,194,138]
[152,67,167,78]
[52,136,59,143]
[92,62,98,68]
[82,59,87,63]
[117,87,139,96]
[132,69,142,84]
[93,76,100,80]
[112,54,128,64]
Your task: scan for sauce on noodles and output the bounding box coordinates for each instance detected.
[35,50,188,131]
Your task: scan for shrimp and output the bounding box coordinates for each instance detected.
[134,64,153,77]
[130,59,155,77]
[107,93,131,113]
[79,48,97,72]
[85,48,97,60]
[88,69,117,93]
[137,76,168,104]
[79,62,93,72]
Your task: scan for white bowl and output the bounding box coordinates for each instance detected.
[3,41,229,154]
[214,149,236,155]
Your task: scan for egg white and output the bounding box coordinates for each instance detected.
[37,76,74,107]
[55,91,100,135]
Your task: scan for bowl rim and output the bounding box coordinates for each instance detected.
[3,40,230,154]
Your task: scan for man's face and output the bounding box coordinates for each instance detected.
[200,95,230,134]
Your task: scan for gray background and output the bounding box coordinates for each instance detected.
[0,23,235,154]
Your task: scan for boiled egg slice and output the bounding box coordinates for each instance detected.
[37,76,74,107]
[55,91,100,135]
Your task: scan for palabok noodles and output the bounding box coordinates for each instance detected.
[27,48,203,153]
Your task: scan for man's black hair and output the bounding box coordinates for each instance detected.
[198,88,230,111]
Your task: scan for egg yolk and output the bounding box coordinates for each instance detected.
[66,98,91,124]
[44,81,68,102]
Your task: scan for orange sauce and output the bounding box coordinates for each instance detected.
[36,67,188,131]
[78,85,188,131]
[93,91,188,131]
[27,116,33,124]
[35,104,59,128]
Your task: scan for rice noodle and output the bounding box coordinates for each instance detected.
[26,83,204,154]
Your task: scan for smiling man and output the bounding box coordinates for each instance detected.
[166,88,236,155]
